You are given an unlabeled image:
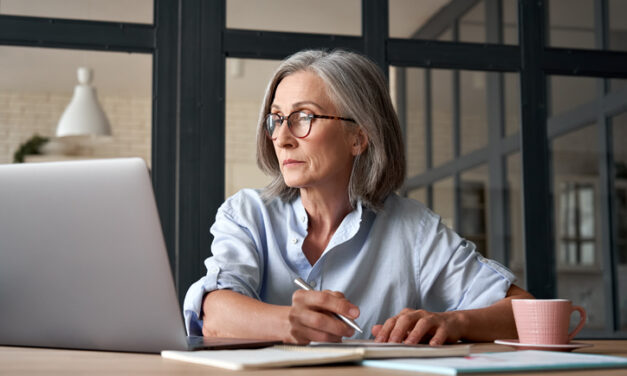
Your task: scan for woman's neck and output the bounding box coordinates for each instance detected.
[299,186,353,265]
[300,186,352,235]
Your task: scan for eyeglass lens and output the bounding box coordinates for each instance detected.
[266,112,311,138]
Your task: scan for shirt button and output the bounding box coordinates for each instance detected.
[301,216,307,223]
[308,280,317,288]
[292,238,299,244]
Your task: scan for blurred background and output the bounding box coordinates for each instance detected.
[1,0,626,338]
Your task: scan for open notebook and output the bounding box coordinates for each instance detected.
[161,342,471,370]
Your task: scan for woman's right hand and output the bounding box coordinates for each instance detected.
[285,290,360,344]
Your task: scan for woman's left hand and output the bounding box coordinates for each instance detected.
[371,308,465,345]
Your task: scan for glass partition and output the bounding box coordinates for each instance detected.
[460,71,487,155]
[224,58,277,198]
[432,69,454,167]
[503,0,518,45]
[552,123,606,331]
[548,0,595,49]
[609,0,627,52]
[389,0,452,39]
[612,111,627,330]
[460,164,489,257]
[506,152,526,287]
[0,0,153,23]
[0,46,152,166]
[504,72,520,137]
[227,0,360,35]
[400,67,427,178]
[550,76,596,116]
[459,1,486,44]
[407,187,427,206]
[433,177,456,231]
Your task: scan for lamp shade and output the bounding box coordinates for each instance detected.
[56,67,112,137]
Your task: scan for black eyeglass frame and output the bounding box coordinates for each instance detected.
[264,111,356,139]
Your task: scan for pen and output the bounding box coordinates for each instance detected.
[293,277,363,334]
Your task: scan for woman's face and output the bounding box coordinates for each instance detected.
[270,70,360,192]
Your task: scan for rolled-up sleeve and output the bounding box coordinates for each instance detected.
[419,219,516,313]
[183,192,264,335]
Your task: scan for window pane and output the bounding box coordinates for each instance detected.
[460,71,487,155]
[549,76,597,116]
[227,0,360,36]
[0,46,152,166]
[389,0,452,39]
[504,73,520,137]
[581,242,594,265]
[225,58,276,198]
[578,186,595,238]
[609,0,627,52]
[398,67,426,177]
[460,164,489,257]
[407,187,427,206]
[612,111,627,330]
[506,152,525,287]
[433,177,455,231]
[432,69,453,166]
[438,28,454,42]
[610,78,627,93]
[0,0,152,24]
[503,0,518,45]
[551,123,605,331]
[459,1,485,43]
[548,0,595,49]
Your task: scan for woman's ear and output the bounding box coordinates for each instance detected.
[351,127,369,156]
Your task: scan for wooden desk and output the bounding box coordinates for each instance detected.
[2,341,626,375]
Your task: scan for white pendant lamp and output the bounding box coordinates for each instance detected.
[56,67,112,137]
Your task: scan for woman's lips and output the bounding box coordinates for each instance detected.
[283,159,303,166]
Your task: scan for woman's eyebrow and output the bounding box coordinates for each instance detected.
[292,101,325,111]
[270,101,326,113]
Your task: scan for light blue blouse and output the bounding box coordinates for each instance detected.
[183,189,516,338]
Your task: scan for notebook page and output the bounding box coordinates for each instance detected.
[162,346,364,370]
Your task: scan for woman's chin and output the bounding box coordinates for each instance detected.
[282,177,309,189]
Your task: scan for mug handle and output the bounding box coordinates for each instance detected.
[567,305,587,341]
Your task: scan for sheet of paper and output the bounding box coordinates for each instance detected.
[162,346,363,370]
[363,350,627,375]
[309,339,471,358]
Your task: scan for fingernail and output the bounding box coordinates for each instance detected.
[349,308,359,317]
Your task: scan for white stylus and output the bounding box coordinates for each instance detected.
[293,277,363,334]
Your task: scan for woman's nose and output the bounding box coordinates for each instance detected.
[273,120,295,147]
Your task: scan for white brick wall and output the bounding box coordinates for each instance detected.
[0,91,151,166]
[225,100,271,198]
[0,91,273,198]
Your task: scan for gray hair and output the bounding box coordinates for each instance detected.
[256,49,405,211]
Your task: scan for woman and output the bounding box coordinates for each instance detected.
[184,49,533,345]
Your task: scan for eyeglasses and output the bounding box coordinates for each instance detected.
[264,111,356,139]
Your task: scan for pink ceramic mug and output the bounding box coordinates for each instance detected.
[511,299,586,345]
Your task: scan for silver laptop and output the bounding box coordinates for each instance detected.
[0,158,281,353]
[0,158,188,353]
